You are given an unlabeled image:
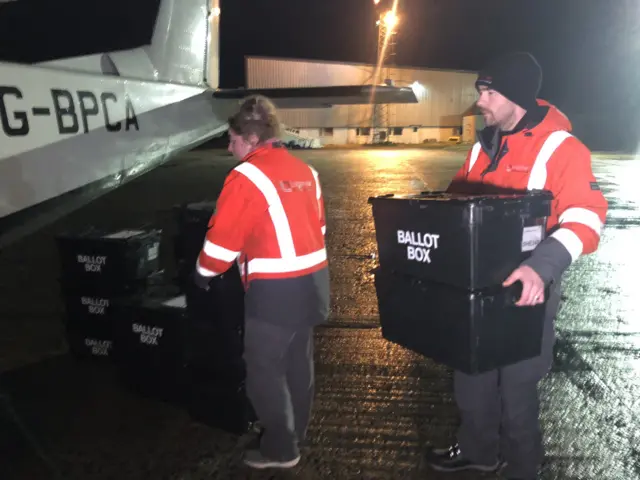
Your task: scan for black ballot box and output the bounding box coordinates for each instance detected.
[185,287,245,372]
[182,265,254,434]
[186,364,256,435]
[56,228,162,293]
[114,292,187,362]
[112,289,190,404]
[172,201,216,289]
[183,263,245,369]
[112,277,254,432]
[368,191,553,290]
[65,325,114,359]
[61,285,123,360]
[184,264,244,328]
[174,200,216,233]
[368,190,554,373]
[56,227,163,361]
[374,268,548,374]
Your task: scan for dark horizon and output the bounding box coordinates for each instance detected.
[0,0,636,150]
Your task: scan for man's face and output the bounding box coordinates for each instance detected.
[476,86,517,130]
[228,130,257,160]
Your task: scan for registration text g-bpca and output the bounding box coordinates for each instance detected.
[397,230,440,263]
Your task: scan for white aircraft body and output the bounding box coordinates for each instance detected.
[0,0,417,247]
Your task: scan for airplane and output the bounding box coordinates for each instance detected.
[0,0,418,248]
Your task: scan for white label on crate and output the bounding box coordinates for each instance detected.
[521,225,543,252]
[132,323,163,346]
[84,338,112,356]
[147,243,159,261]
[103,229,145,239]
[81,296,110,315]
[162,295,186,308]
[76,255,107,272]
[397,230,441,264]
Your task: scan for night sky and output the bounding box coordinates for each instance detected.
[0,0,637,150]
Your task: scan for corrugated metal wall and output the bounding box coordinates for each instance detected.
[246,56,478,129]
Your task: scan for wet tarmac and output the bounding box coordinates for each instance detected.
[0,148,638,479]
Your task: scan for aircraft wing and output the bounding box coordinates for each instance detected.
[213,85,418,109]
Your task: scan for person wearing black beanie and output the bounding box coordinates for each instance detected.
[426,52,609,480]
[476,52,543,113]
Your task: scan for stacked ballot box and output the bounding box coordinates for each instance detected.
[174,201,255,433]
[108,201,254,434]
[55,203,256,435]
[56,228,162,360]
[111,258,254,433]
[183,267,255,434]
[368,191,554,374]
[112,286,189,404]
[172,201,216,291]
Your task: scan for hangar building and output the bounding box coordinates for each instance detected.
[246,56,482,145]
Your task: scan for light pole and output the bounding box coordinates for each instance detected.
[371,1,399,144]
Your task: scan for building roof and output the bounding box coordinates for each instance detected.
[245,55,478,76]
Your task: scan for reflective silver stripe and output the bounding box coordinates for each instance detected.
[247,248,327,275]
[527,131,583,263]
[310,166,326,235]
[559,207,603,236]
[550,228,583,262]
[195,260,218,277]
[203,240,240,262]
[234,162,326,275]
[527,131,573,190]
[468,142,482,173]
[310,166,322,201]
[235,162,297,258]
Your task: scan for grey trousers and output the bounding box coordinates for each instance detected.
[243,318,315,461]
[455,285,561,479]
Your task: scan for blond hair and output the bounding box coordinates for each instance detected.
[228,95,283,142]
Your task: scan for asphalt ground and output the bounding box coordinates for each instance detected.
[0,148,638,479]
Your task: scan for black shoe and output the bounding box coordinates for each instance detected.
[243,449,300,469]
[245,425,309,451]
[426,444,501,472]
[245,427,263,450]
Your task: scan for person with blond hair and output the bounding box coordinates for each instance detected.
[194,95,330,469]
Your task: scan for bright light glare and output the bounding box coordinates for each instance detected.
[411,81,427,98]
[371,150,404,160]
[373,0,381,4]
[211,6,221,16]
[383,11,398,29]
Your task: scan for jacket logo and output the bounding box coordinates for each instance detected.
[280,180,313,192]
[506,165,530,173]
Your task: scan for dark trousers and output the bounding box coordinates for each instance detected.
[243,319,315,461]
[455,285,561,479]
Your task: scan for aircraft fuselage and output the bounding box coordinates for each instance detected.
[0,61,234,246]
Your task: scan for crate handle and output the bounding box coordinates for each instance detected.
[367,193,395,204]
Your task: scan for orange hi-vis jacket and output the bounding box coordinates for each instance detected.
[448,100,608,264]
[196,143,328,284]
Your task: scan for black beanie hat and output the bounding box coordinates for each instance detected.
[475,52,542,111]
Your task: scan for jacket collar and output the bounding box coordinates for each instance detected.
[477,105,549,156]
[242,140,285,162]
